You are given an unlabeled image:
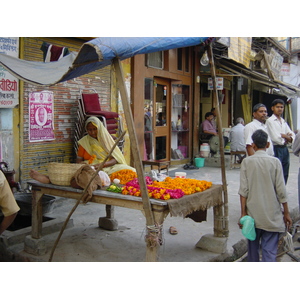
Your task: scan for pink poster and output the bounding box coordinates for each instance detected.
[29,91,55,142]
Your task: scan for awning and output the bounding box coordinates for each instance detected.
[0,37,209,86]
[215,56,300,97]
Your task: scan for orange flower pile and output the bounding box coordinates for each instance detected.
[107,171,212,200]
[150,177,212,195]
[109,169,138,185]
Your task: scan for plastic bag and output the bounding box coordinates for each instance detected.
[278,231,294,254]
[98,170,111,187]
[240,215,256,241]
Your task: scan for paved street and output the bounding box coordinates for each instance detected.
[1,152,299,262]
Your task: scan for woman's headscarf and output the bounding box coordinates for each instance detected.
[78,116,127,165]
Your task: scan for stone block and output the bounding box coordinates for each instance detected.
[98,217,118,231]
[196,233,228,254]
[24,235,47,256]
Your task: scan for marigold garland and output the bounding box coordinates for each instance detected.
[151,177,212,195]
[109,169,138,185]
[119,176,212,200]
[107,170,212,200]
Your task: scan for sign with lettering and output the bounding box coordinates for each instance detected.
[29,91,55,142]
[0,37,19,108]
[208,77,224,90]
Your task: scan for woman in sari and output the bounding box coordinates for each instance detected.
[30,116,135,184]
[76,116,135,175]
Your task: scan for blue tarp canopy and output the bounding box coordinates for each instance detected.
[0,37,209,85]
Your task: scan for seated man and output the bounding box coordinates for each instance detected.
[201,112,229,148]
[229,117,246,163]
[201,112,218,138]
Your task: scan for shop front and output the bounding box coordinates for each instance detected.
[131,48,195,166]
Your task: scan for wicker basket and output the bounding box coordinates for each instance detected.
[47,163,83,186]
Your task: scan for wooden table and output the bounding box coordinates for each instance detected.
[26,180,224,255]
[230,151,246,169]
[142,160,170,174]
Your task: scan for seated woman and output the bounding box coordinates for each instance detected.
[76,116,135,175]
[30,116,135,184]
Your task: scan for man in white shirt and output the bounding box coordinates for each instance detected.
[266,99,295,184]
[292,130,300,215]
[244,103,274,157]
[230,117,246,162]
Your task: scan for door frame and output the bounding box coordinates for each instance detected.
[153,77,171,161]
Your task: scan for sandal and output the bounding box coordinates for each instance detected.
[169,226,178,235]
[188,165,199,170]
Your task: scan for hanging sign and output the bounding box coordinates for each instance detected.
[29,91,55,142]
[280,63,290,77]
[208,77,224,90]
[0,37,19,108]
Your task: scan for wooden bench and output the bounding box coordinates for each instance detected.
[142,160,170,175]
[24,180,224,258]
[230,151,246,169]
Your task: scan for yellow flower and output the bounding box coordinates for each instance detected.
[109,169,137,184]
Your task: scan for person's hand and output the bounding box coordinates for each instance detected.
[238,214,247,229]
[283,212,292,231]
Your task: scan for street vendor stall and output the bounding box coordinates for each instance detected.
[26,179,223,260]
[0,37,229,261]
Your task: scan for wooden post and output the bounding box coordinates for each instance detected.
[31,189,44,239]
[113,58,159,261]
[207,44,229,237]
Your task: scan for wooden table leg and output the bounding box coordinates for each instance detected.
[142,205,169,262]
[213,204,224,237]
[24,188,47,256]
[31,189,44,239]
[98,205,118,231]
[106,205,114,219]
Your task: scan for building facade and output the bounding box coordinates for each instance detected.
[1,37,299,188]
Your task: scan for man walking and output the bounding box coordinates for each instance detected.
[266,99,295,184]
[239,129,292,262]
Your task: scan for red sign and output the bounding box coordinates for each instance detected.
[29,91,55,142]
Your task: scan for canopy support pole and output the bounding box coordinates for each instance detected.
[207,45,229,237]
[113,57,159,261]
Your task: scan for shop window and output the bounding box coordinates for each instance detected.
[177,48,183,70]
[185,48,190,72]
[177,47,190,73]
[171,84,190,160]
[144,78,154,160]
[146,51,163,69]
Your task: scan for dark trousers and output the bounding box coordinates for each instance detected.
[273,145,289,184]
[248,228,279,262]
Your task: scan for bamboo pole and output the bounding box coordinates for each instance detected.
[113,58,159,262]
[207,44,229,237]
